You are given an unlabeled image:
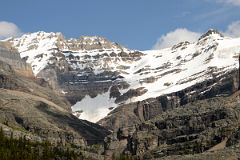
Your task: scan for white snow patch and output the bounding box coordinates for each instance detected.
[6,31,240,122]
[71,92,117,123]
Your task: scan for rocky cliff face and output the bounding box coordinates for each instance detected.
[99,68,239,131]
[104,91,240,159]
[6,32,144,122]
[1,29,240,159]
[0,43,110,148]
[0,41,33,78]
[99,30,240,159]
[6,29,240,123]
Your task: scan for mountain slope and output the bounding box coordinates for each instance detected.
[129,30,238,102]
[6,32,142,122]
[6,29,240,123]
[2,29,240,159]
[104,90,240,159]
[0,42,110,147]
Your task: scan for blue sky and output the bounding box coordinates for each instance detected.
[0,0,240,50]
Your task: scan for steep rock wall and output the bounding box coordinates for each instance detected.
[0,42,33,78]
[99,69,239,131]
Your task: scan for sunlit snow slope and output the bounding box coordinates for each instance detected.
[5,30,240,122]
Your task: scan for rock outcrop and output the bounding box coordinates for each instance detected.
[104,90,240,159]
[101,54,240,159]
[1,30,240,159]
[99,68,239,131]
[0,43,110,148]
[0,41,33,78]
[6,30,240,122]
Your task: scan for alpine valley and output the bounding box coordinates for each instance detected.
[0,29,240,159]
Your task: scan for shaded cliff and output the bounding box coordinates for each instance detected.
[99,68,239,131]
[104,90,240,159]
[0,41,33,78]
[0,42,110,149]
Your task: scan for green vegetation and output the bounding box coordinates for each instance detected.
[0,128,83,160]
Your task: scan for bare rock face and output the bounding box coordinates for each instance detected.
[58,70,131,105]
[5,29,239,124]
[102,45,240,159]
[104,91,240,159]
[99,69,239,131]
[0,41,33,78]
[0,43,110,147]
[7,32,145,109]
[66,36,122,51]
[1,29,240,159]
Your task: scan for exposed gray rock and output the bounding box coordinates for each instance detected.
[0,41,33,77]
[104,91,240,159]
[0,43,110,148]
[99,69,239,131]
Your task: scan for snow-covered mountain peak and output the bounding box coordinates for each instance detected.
[6,31,133,75]
[3,30,240,122]
[10,31,126,53]
[78,36,113,45]
[161,30,225,55]
[19,31,64,41]
[66,36,124,51]
[198,29,224,41]
[10,31,65,52]
[195,29,226,52]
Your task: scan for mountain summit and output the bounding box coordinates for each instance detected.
[5,30,240,123]
[198,29,224,40]
[1,29,240,159]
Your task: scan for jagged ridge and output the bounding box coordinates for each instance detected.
[4,30,240,123]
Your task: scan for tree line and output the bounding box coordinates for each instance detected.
[0,128,83,160]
